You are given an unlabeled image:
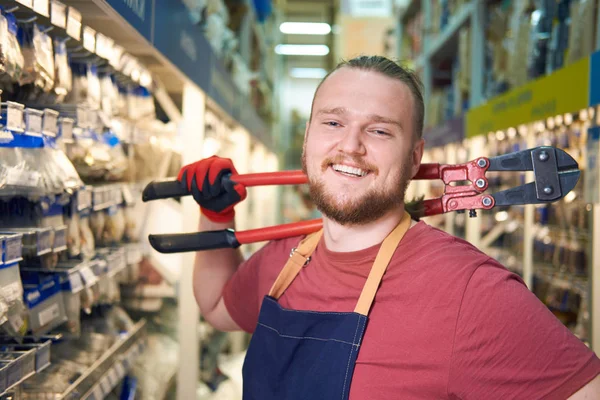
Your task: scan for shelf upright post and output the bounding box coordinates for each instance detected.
[177,82,206,400]
[469,0,485,107]
[421,0,432,107]
[464,0,486,248]
[522,127,537,289]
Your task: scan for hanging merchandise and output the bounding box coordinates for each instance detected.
[17,23,55,102]
[0,10,24,97]
[52,38,72,103]
[526,0,555,80]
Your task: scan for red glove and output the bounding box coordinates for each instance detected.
[177,156,247,223]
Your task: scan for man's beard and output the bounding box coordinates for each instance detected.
[301,151,412,226]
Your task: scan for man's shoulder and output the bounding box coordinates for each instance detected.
[400,221,490,262]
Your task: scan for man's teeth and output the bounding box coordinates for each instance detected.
[332,164,368,177]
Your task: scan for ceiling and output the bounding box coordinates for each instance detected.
[277,0,338,71]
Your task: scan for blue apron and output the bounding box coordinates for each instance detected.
[242,212,412,400]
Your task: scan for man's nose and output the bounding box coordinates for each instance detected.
[337,125,365,155]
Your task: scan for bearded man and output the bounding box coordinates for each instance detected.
[178,55,600,400]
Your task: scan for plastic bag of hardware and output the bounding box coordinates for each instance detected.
[0,11,24,94]
[79,213,95,261]
[0,146,46,197]
[18,23,55,100]
[52,38,72,103]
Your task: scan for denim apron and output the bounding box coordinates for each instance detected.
[242,212,412,400]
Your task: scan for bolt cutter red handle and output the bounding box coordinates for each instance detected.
[144,146,580,253]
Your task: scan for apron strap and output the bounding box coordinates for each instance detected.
[268,229,324,299]
[354,211,411,316]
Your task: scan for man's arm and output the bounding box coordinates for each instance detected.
[192,213,244,332]
[568,374,600,399]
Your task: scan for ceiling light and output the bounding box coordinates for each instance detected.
[279,22,331,35]
[290,68,327,79]
[275,44,329,56]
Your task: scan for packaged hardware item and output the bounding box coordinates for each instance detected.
[18,23,55,100]
[52,38,72,102]
[23,275,68,335]
[0,10,24,93]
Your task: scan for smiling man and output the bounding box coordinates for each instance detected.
[178,55,600,399]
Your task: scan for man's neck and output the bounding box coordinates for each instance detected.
[322,206,411,252]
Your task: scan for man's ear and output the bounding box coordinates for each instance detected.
[411,138,425,179]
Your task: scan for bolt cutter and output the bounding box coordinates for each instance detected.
[141,146,580,253]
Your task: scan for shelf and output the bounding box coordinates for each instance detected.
[57,319,147,400]
[427,2,474,63]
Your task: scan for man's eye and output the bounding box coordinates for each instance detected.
[373,130,389,136]
[325,121,340,127]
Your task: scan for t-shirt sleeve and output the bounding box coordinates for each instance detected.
[448,261,600,399]
[222,245,266,333]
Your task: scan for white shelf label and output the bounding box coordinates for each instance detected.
[66,7,81,40]
[76,107,87,128]
[43,109,59,137]
[50,0,66,28]
[33,0,49,17]
[25,110,43,136]
[107,367,119,386]
[79,265,98,286]
[99,376,111,395]
[39,303,60,327]
[59,118,74,140]
[83,26,96,53]
[115,362,126,379]
[92,385,103,400]
[15,0,33,8]
[68,271,83,293]
[7,103,24,132]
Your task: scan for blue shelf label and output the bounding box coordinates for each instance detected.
[590,50,600,107]
[105,0,153,42]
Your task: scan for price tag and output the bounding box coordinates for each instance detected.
[59,117,74,141]
[33,0,49,17]
[77,189,91,210]
[7,102,24,132]
[79,265,98,287]
[68,270,83,293]
[37,229,52,255]
[99,376,111,395]
[4,235,22,264]
[38,303,60,327]
[66,6,81,40]
[107,366,119,386]
[51,0,66,28]
[110,45,124,69]
[43,109,59,137]
[76,107,87,128]
[92,385,103,400]
[83,26,96,53]
[115,362,126,379]
[15,0,33,8]
[53,226,67,252]
[25,109,43,136]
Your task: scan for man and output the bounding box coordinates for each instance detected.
[178,56,600,399]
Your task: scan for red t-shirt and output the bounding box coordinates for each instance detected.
[223,221,600,399]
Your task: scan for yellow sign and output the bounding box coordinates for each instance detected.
[466,57,589,138]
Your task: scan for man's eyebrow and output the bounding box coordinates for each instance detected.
[316,107,347,116]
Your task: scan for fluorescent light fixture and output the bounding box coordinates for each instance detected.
[290,68,327,79]
[275,44,329,56]
[280,22,331,35]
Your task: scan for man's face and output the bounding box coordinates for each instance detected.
[301,67,424,225]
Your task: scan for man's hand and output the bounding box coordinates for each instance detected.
[178,156,247,223]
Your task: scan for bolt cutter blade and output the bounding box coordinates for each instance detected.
[487,146,579,172]
[491,170,580,206]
